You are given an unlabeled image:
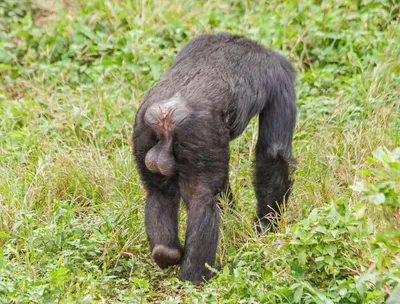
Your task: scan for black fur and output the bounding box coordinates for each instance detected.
[133,33,296,285]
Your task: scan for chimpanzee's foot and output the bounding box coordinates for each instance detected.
[180,261,217,285]
[152,245,182,269]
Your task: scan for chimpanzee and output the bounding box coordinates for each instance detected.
[132,33,296,285]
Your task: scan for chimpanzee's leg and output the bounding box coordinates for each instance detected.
[145,181,182,268]
[254,148,292,232]
[175,114,230,284]
[254,96,296,233]
[133,120,183,268]
[180,180,223,284]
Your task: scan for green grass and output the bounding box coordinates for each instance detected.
[0,0,399,303]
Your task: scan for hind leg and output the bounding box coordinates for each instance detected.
[175,113,230,284]
[179,171,228,284]
[145,181,183,268]
[133,121,183,268]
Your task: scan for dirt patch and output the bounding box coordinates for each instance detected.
[33,0,81,25]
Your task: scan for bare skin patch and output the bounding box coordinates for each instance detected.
[144,96,189,139]
[144,96,188,176]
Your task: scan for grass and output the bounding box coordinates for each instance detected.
[0,0,399,303]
